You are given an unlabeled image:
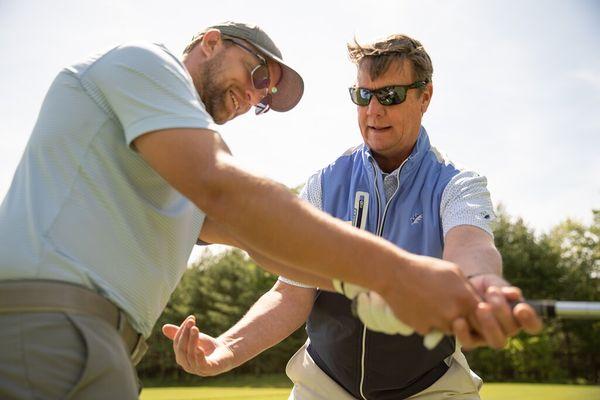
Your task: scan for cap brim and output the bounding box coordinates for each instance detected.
[252,44,304,112]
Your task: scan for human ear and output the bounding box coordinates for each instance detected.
[420,83,433,114]
[199,29,225,58]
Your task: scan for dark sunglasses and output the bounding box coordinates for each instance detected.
[224,38,275,115]
[349,80,428,106]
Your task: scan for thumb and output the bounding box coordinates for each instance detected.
[196,332,219,354]
[162,324,180,340]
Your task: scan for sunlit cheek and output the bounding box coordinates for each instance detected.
[357,106,369,120]
[357,111,368,134]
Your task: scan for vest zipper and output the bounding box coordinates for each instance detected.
[358,157,408,400]
[378,157,407,235]
[359,324,368,400]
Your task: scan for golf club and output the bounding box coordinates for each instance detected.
[524,300,600,319]
[351,298,600,321]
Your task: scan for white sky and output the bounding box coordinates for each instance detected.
[1,0,599,241]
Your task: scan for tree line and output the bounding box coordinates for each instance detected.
[138,209,599,385]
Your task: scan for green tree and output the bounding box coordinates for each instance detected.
[138,248,307,382]
[544,210,600,383]
[467,208,599,384]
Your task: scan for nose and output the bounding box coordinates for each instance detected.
[244,86,266,107]
[365,97,384,117]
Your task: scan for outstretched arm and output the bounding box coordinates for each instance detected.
[162,281,315,376]
[134,128,479,334]
[198,217,334,290]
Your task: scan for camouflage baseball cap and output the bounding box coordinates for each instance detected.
[208,21,304,112]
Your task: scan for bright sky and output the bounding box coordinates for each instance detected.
[1,0,599,240]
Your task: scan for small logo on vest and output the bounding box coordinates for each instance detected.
[410,213,423,225]
[353,191,369,230]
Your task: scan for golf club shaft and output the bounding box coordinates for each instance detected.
[524,300,600,319]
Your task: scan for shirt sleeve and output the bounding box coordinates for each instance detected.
[440,170,496,238]
[278,171,323,288]
[298,171,323,208]
[83,42,218,146]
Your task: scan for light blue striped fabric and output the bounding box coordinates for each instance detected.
[0,42,216,337]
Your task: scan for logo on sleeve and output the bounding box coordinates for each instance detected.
[479,211,491,220]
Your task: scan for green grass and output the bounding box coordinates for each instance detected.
[140,387,290,400]
[141,373,292,388]
[479,383,600,400]
[140,377,600,400]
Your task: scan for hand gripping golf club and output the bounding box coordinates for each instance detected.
[351,298,600,323]
[351,298,600,349]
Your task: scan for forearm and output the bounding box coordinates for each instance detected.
[444,242,502,277]
[199,217,336,291]
[208,167,407,290]
[187,151,409,294]
[248,251,335,291]
[443,225,502,277]
[217,283,315,370]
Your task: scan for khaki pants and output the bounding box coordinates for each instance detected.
[0,312,140,399]
[286,340,482,400]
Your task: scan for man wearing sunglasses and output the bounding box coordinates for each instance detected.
[164,34,542,399]
[0,22,497,399]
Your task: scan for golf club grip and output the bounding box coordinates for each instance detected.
[523,300,600,319]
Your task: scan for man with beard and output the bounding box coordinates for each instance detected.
[0,22,488,399]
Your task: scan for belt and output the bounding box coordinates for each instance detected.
[0,280,148,365]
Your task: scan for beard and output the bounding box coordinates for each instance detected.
[196,53,231,125]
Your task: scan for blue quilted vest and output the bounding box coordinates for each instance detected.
[306,127,461,400]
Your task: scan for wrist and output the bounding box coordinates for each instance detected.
[214,337,238,372]
[376,251,416,299]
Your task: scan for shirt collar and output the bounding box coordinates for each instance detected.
[362,126,431,177]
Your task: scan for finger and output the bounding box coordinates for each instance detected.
[514,303,543,334]
[499,286,543,333]
[174,320,190,369]
[173,315,193,367]
[187,326,200,369]
[176,318,195,370]
[162,324,179,340]
[466,308,483,334]
[475,302,508,349]
[452,317,485,350]
[485,287,520,337]
[174,315,195,347]
[500,286,523,301]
